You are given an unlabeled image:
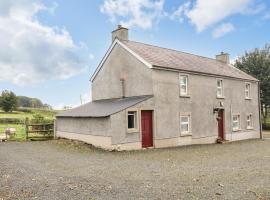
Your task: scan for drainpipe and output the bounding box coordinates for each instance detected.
[258,81,262,139]
[120,78,125,98]
[230,102,232,141]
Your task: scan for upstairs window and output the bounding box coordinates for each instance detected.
[128,111,138,130]
[247,114,253,129]
[232,114,240,131]
[217,79,223,98]
[180,75,188,96]
[245,83,251,99]
[180,114,191,135]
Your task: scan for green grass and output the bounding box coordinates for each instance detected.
[0,123,26,141]
[0,108,58,141]
[0,108,57,120]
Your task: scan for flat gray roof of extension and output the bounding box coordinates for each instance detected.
[56,95,153,118]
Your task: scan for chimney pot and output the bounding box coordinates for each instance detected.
[112,25,128,42]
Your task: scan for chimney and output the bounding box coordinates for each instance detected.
[112,25,128,42]
[216,52,230,64]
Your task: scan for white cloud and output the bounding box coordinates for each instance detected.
[172,0,265,32]
[186,0,252,32]
[170,1,191,23]
[0,0,90,85]
[212,23,235,38]
[100,0,165,29]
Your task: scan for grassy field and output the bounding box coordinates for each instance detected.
[0,108,57,119]
[0,124,26,141]
[0,108,58,141]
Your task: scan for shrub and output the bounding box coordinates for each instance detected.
[31,114,45,124]
[262,123,270,130]
[17,108,32,113]
[30,114,53,124]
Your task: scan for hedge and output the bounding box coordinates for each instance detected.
[0,118,25,124]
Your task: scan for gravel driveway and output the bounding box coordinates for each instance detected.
[0,139,270,200]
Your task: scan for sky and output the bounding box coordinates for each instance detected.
[0,0,269,109]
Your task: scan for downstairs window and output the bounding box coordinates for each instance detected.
[128,111,138,130]
[232,114,240,131]
[180,115,191,135]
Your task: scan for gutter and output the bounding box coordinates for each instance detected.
[152,65,258,83]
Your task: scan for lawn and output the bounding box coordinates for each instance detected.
[0,108,58,141]
[0,123,26,141]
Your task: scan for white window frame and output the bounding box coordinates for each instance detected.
[127,109,139,132]
[216,79,224,98]
[246,114,253,129]
[180,113,191,136]
[179,74,189,97]
[232,114,241,131]
[245,83,251,99]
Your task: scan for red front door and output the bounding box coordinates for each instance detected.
[218,109,225,140]
[141,110,153,148]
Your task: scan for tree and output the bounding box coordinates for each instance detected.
[18,96,32,107]
[30,98,43,108]
[234,44,270,124]
[0,90,18,112]
[17,96,51,109]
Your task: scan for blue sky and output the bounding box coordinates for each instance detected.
[0,0,269,108]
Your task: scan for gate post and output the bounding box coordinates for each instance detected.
[25,117,29,140]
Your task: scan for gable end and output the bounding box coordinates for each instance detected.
[90,39,152,82]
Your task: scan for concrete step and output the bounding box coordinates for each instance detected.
[217,139,230,144]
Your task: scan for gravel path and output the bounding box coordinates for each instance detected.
[0,139,270,200]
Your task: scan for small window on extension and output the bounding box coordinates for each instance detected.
[128,111,137,130]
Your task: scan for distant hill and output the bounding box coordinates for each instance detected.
[17,96,52,110]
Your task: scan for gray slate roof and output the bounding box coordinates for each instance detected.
[56,95,153,118]
[123,40,257,81]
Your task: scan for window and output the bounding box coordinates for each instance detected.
[180,115,191,135]
[180,75,188,96]
[127,111,138,130]
[245,83,251,99]
[247,114,253,129]
[217,79,223,98]
[232,114,240,131]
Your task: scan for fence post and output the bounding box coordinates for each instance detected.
[25,117,29,140]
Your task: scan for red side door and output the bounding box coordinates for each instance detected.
[141,111,153,148]
[218,109,225,140]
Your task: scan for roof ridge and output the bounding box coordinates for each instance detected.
[125,40,227,65]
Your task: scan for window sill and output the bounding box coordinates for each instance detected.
[232,129,241,132]
[246,127,254,130]
[216,96,225,99]
[127,128,139,133]
[180,133,192,137]
[180,95,191,98]
[245,98,252,100]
